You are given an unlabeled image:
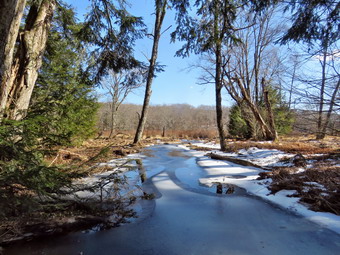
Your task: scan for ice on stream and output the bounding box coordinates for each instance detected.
[4,144,340,255]
[73,142,340,235]
[179,143,340,235]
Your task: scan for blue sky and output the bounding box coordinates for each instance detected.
[64,0,228,107]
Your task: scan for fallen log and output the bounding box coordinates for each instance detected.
[206,152,271,170]
[0,215,106,246]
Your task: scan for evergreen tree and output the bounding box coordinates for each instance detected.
[29,3,99,146]
[260,86,294,135]
[0,3,98,219]
[249,0,339,45]
[171,0,240,150]
[228,104,251,139]
[0,118,74,218]
[79,0,145,82]
[228,86,294,139]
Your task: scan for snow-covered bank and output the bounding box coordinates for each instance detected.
[179,143,340,235]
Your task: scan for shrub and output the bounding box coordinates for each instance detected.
[228,104,251,139]
[0,119,74,219]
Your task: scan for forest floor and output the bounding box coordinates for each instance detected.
[0,134,339,247]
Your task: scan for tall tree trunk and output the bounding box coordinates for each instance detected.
[236,77,276,140]
[213,0,227,151]
[262,78,278,140]
[0,0,27,120]
[133,0,166,144]
[288,60,297,109]
[215,46,227,150]
[2,0,55,121]
[319,78,340,139]
[109,85,119,139]
[316,46,328,139]
[109,105,117,139]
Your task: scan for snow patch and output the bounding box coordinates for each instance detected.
[182,142,340,235]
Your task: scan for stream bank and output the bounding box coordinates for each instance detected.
[4,145,340,254]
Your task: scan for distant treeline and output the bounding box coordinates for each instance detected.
[97,103,226,138]
[97,103,339,138]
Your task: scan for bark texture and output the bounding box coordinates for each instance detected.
[0,0,27,119]
[1,0,56,120]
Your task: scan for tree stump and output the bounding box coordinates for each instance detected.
[226,185,235,194]
[216,183,223,194]
[292,153,307,167]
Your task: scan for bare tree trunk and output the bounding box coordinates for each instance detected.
[2,0,55,121]
[319,78,340,139]
[253,39,260,104]
[0,0,27,120]
[109,85,119,139]
[133,0,166,144]
[262,78,278,140]
[109,105,117,138]
[236,78,276,140]
[225,74,276,141]
[316,47,328,139]
[213,1,227,151]
[215,47,227,150]
[288,57,298,109]
[254,59,259,104]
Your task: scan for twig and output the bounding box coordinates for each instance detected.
[48,153,59,167]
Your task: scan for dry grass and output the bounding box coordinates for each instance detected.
[217,135,340,215]
[100,129,218,140]
[259,158,340,215]
[167,129,218,139]
[97,131,340,154]
[45,135,139,168]
[223,136,340,154]
[44,133,181,170]
[143,129,218,139]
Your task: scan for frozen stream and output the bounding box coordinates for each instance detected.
[5,145,340,255]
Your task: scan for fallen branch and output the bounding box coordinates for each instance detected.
[48,153,60,167]
[206,152,271,170]
[58,149,88,161]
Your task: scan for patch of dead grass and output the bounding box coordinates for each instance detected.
[224,139,339,154]
[45,136,140,167]
[261,161,340,215]
[167,150,190,158]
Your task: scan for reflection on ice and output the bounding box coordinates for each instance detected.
[153,173,183,191]
[4,145,340,255]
